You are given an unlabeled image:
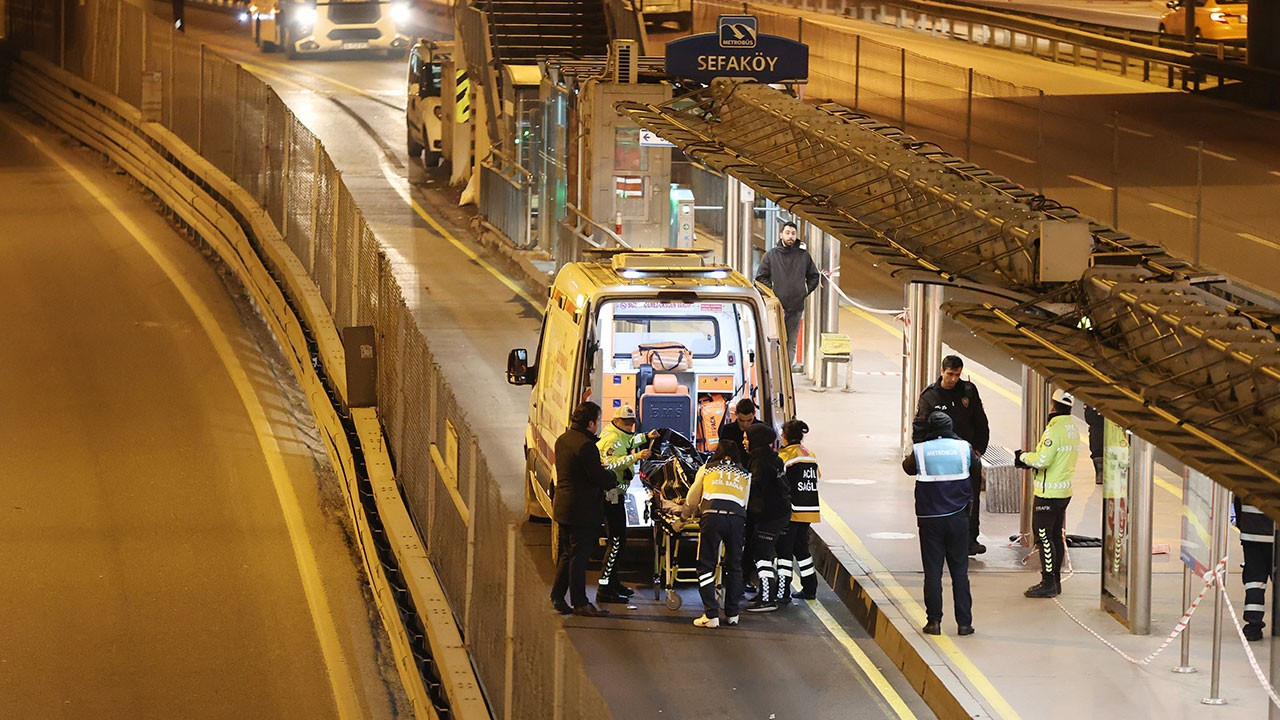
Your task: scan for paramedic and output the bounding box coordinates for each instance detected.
[1233,496,1275,641]
[755,221,820,372]
[1015,389,1080,599]
[775,419,821,604]
[745,424,790,612]
[914,355,991,556]
[682,441,751,628]
[902,411,976,636]
[550,402,617,617]
[596,405,659,604]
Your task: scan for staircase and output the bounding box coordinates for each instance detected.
[477,0,611,63]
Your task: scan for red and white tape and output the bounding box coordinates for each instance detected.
[1216,570,1280,709]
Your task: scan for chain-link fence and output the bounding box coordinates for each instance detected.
[691,1,1280,295]
[3,1,611,717]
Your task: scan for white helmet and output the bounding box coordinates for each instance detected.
[1051,388,1074,408]
[613,404,637,421]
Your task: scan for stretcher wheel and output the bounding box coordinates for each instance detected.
[665,589,682,610]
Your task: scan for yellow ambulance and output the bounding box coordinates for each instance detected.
[506,250,796,525]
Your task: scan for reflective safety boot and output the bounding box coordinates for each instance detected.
[776,577,793,606]
[1024,574,1061,599]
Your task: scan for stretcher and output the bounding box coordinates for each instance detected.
[650,508,721,610]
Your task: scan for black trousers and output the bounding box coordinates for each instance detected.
[1241,539,1273,630]
[750,516,788,598]
[917,512,972,626]
[967,468,983,544]
[697,513,745,617]
[551,523,599,608]
[775,521,816,593]
[599,500,626,587]
[784,308,803,364]
[1032,496,1071,579]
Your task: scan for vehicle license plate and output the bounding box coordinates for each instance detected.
[342,41,369,50]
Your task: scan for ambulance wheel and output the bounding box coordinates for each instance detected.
[665,589,682,610]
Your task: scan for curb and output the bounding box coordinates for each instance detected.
[809,525,995,720]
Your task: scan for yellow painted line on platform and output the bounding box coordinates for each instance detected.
[820,500,1021,720]
[1119,126,1154,138]
[993,149,1035,165]
[1155,475,1183,500]
[1068,174,1112,191]
[808,600,919,720]
[1238,232,1280,252]
[13,117,363,720]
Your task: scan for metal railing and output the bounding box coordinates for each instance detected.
[479,145,535,249]
[557,203,632,266]
[3,1,612,717]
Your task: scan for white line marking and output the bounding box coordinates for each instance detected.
[1238,232,1280,252]
[1119,126,1154,138]
[1269,171,1280,179]
[994,149,1036,165]
[9,115,363,720]
[1149,202,1196,219]
[1068,174,1113,191]
[1185,145,1237,162]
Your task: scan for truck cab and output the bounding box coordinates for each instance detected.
[406,39,448,164]
[507,250,795,527]
[250,0,412,58]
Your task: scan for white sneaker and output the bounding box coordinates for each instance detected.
[693,614,720,628]
[725,615,739,626]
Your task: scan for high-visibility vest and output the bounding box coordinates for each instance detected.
[779,443,821,523]
[1022,414,1080,499]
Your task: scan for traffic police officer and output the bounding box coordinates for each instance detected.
[1016,389,1081,599]
[595,405,658,603]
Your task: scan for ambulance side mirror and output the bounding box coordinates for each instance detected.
[507,348,534,385]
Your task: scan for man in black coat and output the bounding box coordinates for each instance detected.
[914,355,990,556]
[755,221,820,371]
[550,402,616,617]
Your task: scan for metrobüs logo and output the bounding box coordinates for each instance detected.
[718,15,757,48]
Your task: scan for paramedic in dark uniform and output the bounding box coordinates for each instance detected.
[595,405,658,603]
[903,411,976,636]
[914,354,990,556]
[1234,496,1275,641]
[745,424,790,612]
[549,402,616,617]
[681,441,750,628]
[775,419,821,603]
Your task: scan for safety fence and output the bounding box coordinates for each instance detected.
[3,1,610,718]
[692,1,1280,296]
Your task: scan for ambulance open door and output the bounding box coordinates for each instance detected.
[760,292,795,426]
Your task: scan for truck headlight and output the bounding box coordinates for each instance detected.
[294,6,317,27]
[390,3,412,26]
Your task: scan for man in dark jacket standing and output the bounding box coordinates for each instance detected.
[903,412,976,637]
[755,221,820,372]
[914,355,990,556]
[550,402,616,617]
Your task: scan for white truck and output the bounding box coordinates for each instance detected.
[250,0,412,58]
[405,39,448,165]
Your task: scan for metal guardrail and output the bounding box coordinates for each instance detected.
[479,145,536,249]
[557,203,631,267]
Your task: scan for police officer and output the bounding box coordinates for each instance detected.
[595,405,658,604]
[1016,389,1081,599]
[682,441,751,628]
[914,355,991,555]
[775,419,821,604]
[1233,496,1275,641]
[745,424,790,613]
[903,411,976,636]
[550,402,617,617]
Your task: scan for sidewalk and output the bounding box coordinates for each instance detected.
[794,290,1274,718]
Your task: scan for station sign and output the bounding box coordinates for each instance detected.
[665,15,809,84]
[638,129,675,147]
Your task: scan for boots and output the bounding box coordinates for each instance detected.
[1024,573,1061,598]
[747,574,778,612]
[776,576,792,606]
[1093,457,1104,485]
[792,574,817,600]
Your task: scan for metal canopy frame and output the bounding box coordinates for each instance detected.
[616,79,1280,516]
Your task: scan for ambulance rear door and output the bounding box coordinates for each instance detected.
[760,291,795,426]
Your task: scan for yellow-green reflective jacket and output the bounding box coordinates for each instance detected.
[1023,414,1080,499]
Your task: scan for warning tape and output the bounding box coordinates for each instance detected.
[1217,571,1280,709]
[819,269,905,317]
[1052,556,1226,667]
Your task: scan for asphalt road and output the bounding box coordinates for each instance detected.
[173,7,942,719]
[0,108,406,717]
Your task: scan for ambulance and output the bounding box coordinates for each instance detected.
[506,249,796,526]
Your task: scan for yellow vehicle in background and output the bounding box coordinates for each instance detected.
[506,250,795,525]
[1159,0,1247,40]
